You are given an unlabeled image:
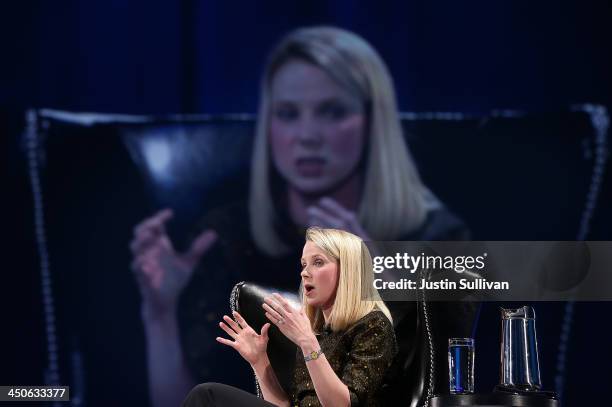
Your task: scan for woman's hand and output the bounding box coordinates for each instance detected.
[263,293,316,348]
[307,197,371,240]
[130,209,218,319]
[216,311,271,367]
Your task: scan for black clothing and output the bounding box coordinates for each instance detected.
[291,310,397,407]
[181,383,276,407]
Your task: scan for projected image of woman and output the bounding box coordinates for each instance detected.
[130,26,468,407]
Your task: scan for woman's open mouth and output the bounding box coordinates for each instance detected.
[296,157,326,177]
[304,283,315,296]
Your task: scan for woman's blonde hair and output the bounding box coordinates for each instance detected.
[300,227,392,332]
[250,26,429,256]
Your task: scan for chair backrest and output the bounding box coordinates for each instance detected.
[35,107,609,243]
[116,109,607,241]
[28,107,609,405]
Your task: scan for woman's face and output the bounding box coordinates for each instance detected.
[300,240,339,310]
[269,59,366,195]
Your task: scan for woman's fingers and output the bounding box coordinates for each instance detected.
[307,206,344,229]
[219,321,238,339]
[264,296,286,315]
[272,293,293,312]
[308,198,370,240]
[260,323,271,339]
[223,315,242,332]
[262,303,283,322]
[265,311,285,326]
[317,197,355,222]
[215,336,237,349]
[185,229,218,264]
[133,209,173,237]
[131,210,174,257]
[130,230,160,254]
[232,311,250,330]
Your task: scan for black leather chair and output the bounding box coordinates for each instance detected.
[24,106,609,406]
[230,281,480,407]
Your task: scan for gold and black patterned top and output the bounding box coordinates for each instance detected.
[290,310,397,407]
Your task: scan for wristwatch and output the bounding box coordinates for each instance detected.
[304,349,323,362]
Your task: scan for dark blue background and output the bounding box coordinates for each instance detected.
[2,1,611,114]
[2,1,611,406]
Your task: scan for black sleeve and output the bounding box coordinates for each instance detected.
[341,314,397,406]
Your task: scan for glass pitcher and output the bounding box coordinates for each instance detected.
[499,306,542,391]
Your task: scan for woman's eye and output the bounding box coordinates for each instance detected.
[319,103,347,120]
[274,106,298,121]
[314,260,324,266]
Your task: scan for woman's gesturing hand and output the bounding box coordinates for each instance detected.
[130,209,218,319]
[216,311,271,367]
[263,293,314,348]
[307,197,371,241]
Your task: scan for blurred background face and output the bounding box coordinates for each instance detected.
[269,59,367,196]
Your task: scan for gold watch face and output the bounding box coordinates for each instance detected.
[310,350,318,360]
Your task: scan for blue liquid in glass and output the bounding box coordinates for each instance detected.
[448,341,474,394]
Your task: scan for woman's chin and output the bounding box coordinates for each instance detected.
[288,175,336,195]
[305,296,320,306]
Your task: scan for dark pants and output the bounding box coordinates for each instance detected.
[181,382,278,407]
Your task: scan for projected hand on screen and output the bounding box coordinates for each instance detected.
[306,197,371,241]
[130,209,218,319]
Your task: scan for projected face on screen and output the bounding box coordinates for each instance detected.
[268,59,366,195]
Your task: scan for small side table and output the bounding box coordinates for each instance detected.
[430,393,559,407]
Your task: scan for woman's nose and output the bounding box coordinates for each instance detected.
[300,267,310,278]
[296,118,323,147]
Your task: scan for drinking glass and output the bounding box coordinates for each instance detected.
[448,337,475,394]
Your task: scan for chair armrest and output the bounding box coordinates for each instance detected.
[230,281,299,396]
